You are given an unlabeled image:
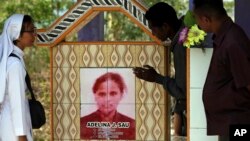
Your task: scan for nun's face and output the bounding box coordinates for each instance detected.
[18,22,36,49]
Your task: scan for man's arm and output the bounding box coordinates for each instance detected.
[155,74,186,99]
[133,65,185,99]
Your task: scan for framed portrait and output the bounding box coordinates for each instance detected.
[80,68,136,140]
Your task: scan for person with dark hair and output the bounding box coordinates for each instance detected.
[0,14,36,141]
[193,1,250,141]
[80,72,135,140]
[133,2,187,136]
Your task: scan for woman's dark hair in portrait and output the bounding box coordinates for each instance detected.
[92,72,127,94]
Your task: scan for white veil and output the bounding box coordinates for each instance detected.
[0,14,24,103]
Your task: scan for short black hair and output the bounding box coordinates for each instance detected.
[145,2,180,30]
[193,0,227,19]
[20,15,34,34]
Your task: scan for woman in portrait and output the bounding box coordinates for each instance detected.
[80,72,135,140]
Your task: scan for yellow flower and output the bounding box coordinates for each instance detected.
[183,24,206,48]
[184,38,194,48]
[183,40,191,48]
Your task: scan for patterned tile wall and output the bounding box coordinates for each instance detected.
[52,43,168,141]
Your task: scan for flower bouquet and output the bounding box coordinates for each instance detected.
[179,10,207,49]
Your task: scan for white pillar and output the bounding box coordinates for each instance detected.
[189,48,218,141]
[188,1,218,141]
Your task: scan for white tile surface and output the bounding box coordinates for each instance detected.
[190,89,207,128]
[190,48,213,88]
[189,48,216,141]
[190,128,218,141]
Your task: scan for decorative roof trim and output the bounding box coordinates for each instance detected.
[36,0,160,47]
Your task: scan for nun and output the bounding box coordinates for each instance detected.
[0,14,36,141]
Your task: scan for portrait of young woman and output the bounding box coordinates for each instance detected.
[80,68,135,140]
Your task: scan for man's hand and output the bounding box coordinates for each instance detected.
[133,65,158,82]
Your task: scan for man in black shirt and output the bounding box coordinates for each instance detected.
[133,2,186,136]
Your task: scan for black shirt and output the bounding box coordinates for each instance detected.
[155,25,187,100]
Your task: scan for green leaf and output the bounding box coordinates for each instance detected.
[184,10,196,28]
